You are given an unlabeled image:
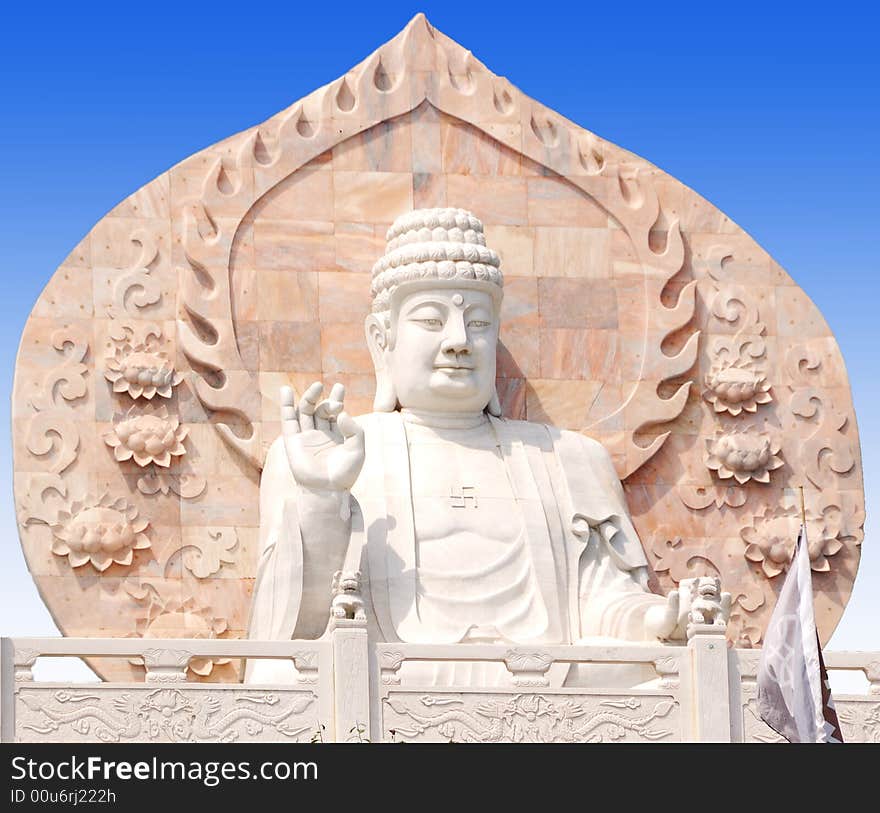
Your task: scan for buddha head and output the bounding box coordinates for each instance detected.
[365,208,504,416]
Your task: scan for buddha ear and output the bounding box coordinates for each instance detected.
[487,387,502,417]
[365,313,397,412]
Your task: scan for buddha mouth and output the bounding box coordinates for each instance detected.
[434,364,474,371]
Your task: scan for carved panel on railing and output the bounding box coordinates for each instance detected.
[382,691,680,743]
[15,686,319,743]
[837,699,880,743]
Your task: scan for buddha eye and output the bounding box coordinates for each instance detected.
[468,320,491,328]
[416,318,443,328]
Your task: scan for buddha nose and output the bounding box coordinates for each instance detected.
[440,313,470,355]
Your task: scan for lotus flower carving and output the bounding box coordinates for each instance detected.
[50,495,151,572]
[742,505,846,578]
[104,404,187,468]
[104,341,181,400]
[703,362,772,416]
[132,596,230,677]
[705,427,783,484]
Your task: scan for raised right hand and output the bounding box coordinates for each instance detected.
[280,382,365,492]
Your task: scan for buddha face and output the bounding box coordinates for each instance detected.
[381,286,499,413]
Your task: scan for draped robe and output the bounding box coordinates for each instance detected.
[246,412,667,685]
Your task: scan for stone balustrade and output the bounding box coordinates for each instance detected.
[2,632,878,743]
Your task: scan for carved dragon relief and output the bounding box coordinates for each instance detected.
[177,14,697,478]
[16,687,318,742]
[383,692,680,742]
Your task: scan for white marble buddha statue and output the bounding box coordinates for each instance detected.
[245,208,726,685]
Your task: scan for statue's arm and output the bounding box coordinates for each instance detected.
[572,435,729,642]
[248,436,354,640]
[295,481,356,638]
[567,432,683,642]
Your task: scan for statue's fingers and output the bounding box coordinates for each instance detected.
[313,402,331,431]
[280,386,299,434]
[337,411,364,443]
[322,384,345,423]
[328,382,345,406]
[299,381,323,430]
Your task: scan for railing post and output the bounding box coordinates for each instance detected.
[330,620,370,742]
[1,638,18,743]
[688,629,732,742]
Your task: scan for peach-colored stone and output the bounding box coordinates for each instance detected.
[180,477,260,527]
[335,221,386,273]
[484,224,534,278]
[253,220,335,272]
[441,117,522,175]
[259,321,322,371]
[332,171,413,223]
[497,326,540,379]
[410,102,442,174]
[538,277,618,329]
[31,267,94,320]
[526,378,602,428]
[776,286,834,337]
[527,177,608,227]
[332,116,413,172]
[257,270,319,322]
[533,227,610,279]
[107,173,171,220]
[538,328,592,379]
[412,172,447,208]
[320,322,374,375]
[446,175,528,225]
[251,163,334,222]
[318,272,371,323]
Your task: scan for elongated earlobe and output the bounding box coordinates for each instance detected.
[365,314,398,412]
[487,387,502,417]
[373,375,398,412]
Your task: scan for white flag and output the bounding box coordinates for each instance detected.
[757,526,843,743]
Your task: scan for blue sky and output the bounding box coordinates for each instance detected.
[1,1,877,683]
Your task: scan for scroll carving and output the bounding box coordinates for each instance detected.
[108,230,163,318]
[789,387,856,489]
[178,529,238,579]
[25,328,89,475]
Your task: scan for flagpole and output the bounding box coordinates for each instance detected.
[799,485,807,529]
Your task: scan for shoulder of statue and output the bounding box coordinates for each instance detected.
[490,418,614,465]
[552,426,615,465]
[557,427,608,454]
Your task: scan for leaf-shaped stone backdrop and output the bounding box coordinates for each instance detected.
[12,15,864,680]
